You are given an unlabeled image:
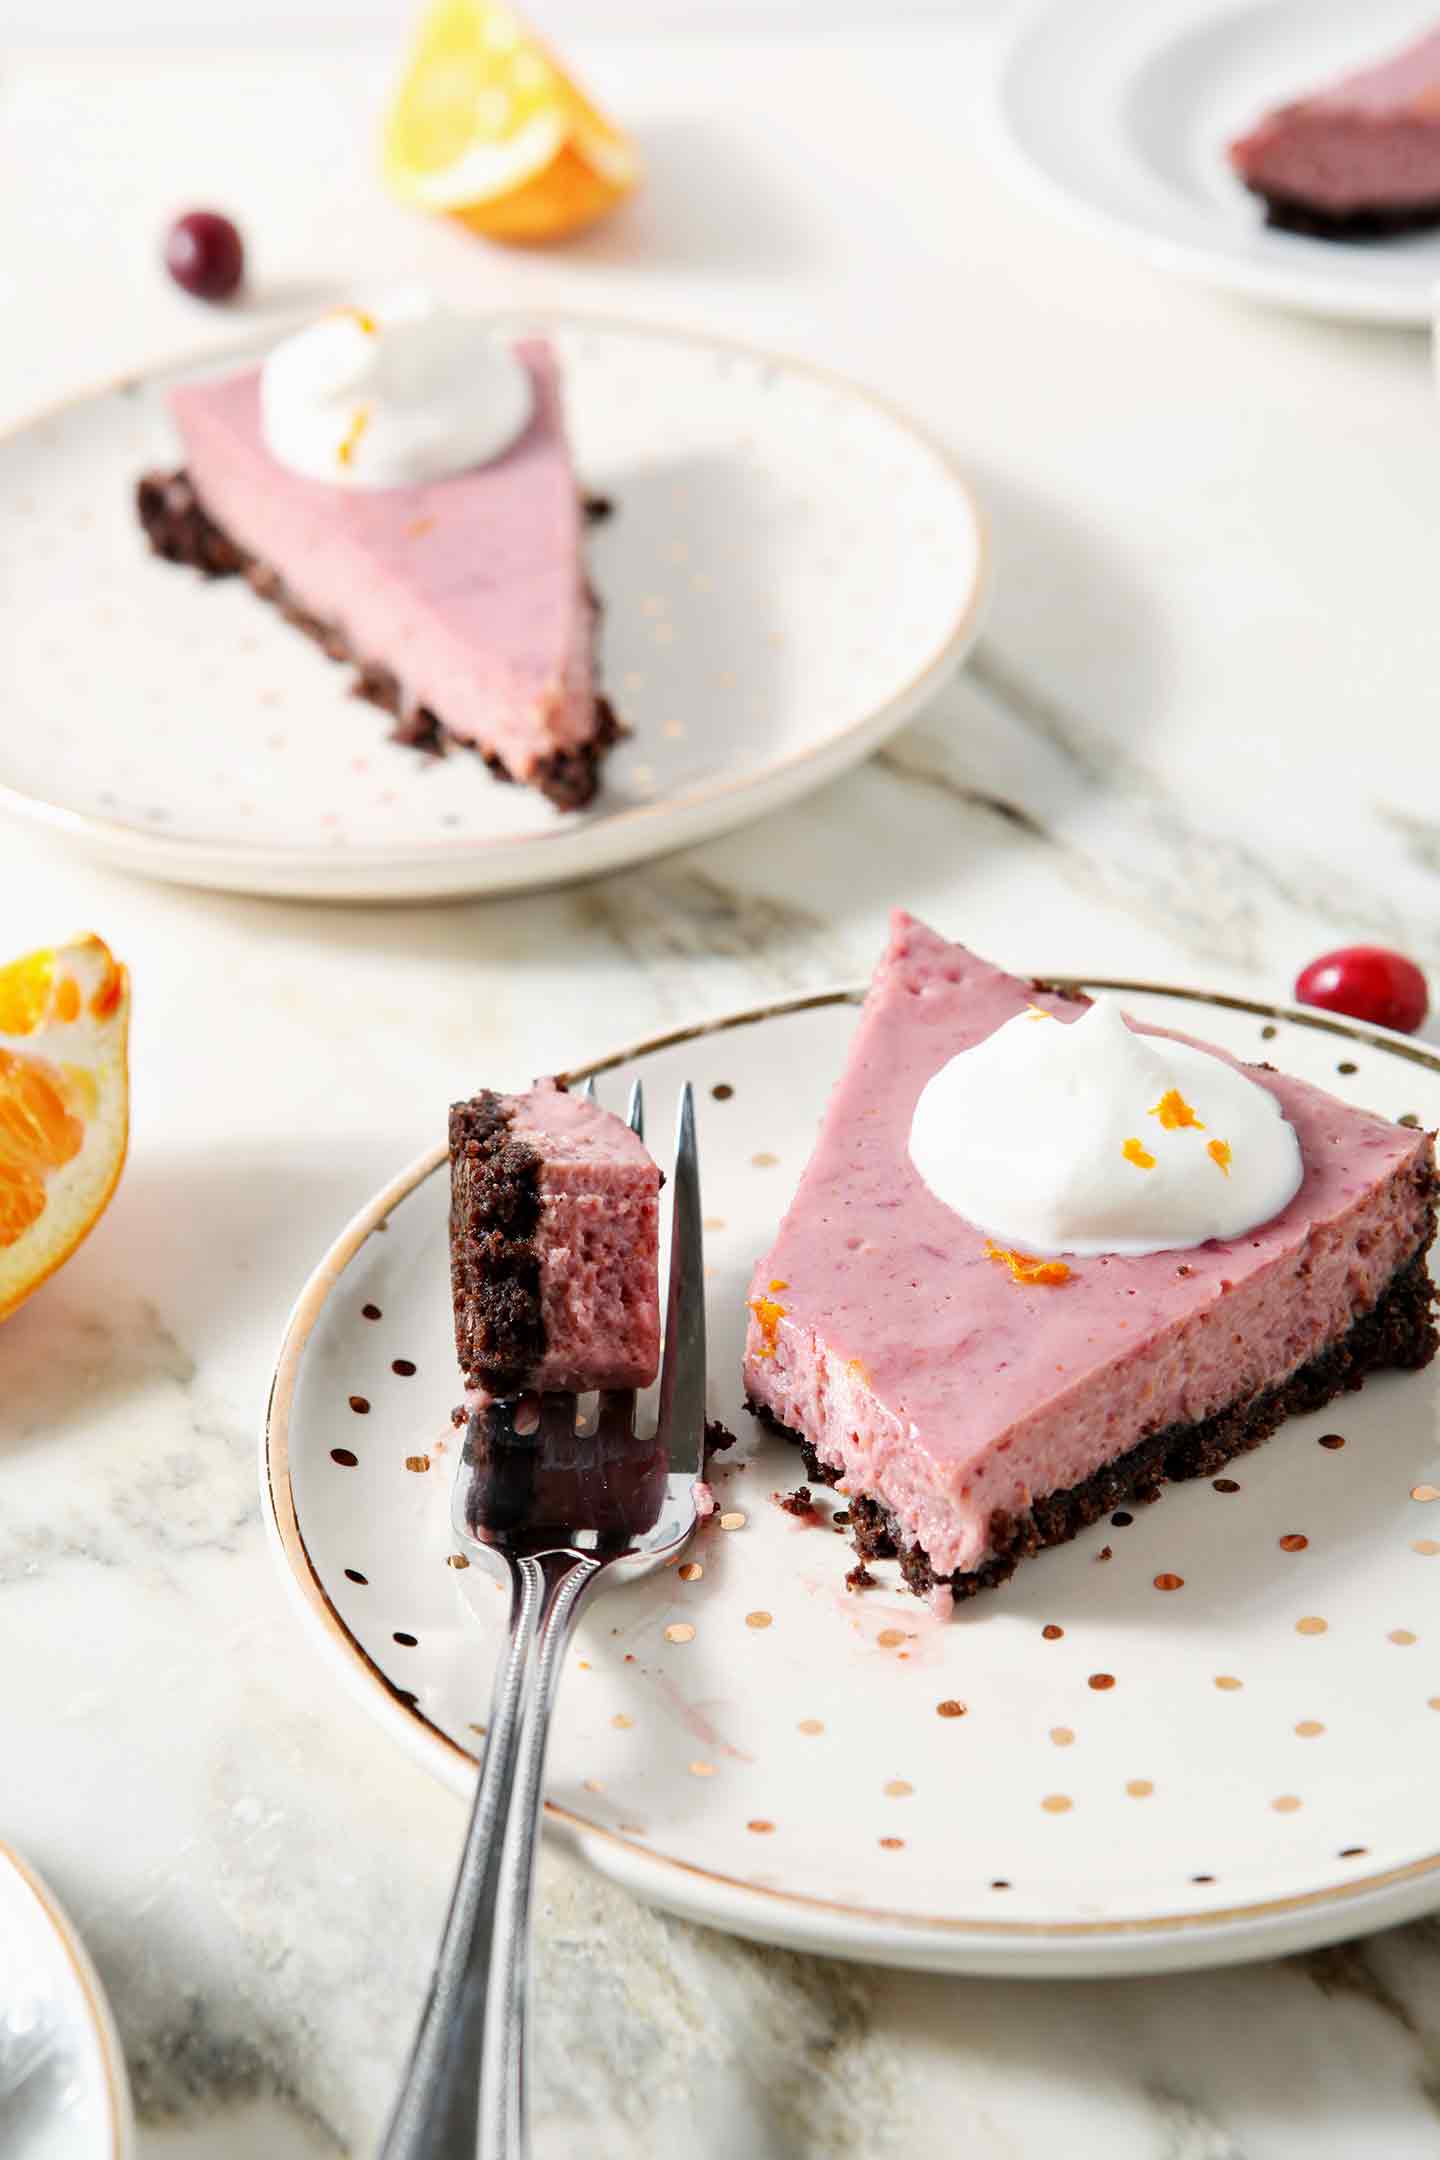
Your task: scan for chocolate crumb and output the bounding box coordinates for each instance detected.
[774,1485,815,1518]
[845,1561,876,1592]
[705,1418,738,1456]
[583,493,615,524]
[1095,1544,1114,1562]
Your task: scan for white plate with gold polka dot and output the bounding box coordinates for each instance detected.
[0,313,986,902]
[264,978,1440,1975]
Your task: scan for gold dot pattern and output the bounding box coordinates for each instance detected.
[583,1777,604,1793]
[1154,1573,1184,1592]
[611,1713,633,1730]
[1296,1616,1328,1636]
[877,1628,907,1649]
[1050,1727,1075,1748]
[1272,1795,1303,1814]
[1415,1485,1440,1503]
[745,1611,773,1630]
[1390,1629,1418,1645]
[937,1699,967,1719]
[445,1553,469,1570]
[689,1761,716,1778]
[404,1453,431,1473]
[878,1836,904,1851]
[678,1561,703,1582]
[1088,1673,1116,1691]
[1279,1534,1309,1552]
[1041,1794,1073,1814]
[747,1819,775,1835]
[884,1779,914,1798]
[1414,1541,1440,1557]
[797,1718,824,1736]
[1042,1623,1064,1641]
[1126,1779,1154,1798]
[664,1622,696,1644]
[1215,1675,1243,1691]
[719,1511,747,1531]
[1295,1720,1325,1738]
[751,1152,779,1168]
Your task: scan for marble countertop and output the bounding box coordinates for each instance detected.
[4,11,1440,2156]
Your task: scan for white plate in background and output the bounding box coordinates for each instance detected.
[0,314,986,901]
[994,0,1440,324]
[265,981,1440,1976]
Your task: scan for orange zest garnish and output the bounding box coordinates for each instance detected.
[1149,1088,1204,1131]
[1207,1139,1233,1176]
[985,1241,1071,1287]
[1122,1137,1156,1170]
[748,1295,787,1357]
[0,934,129,1319]
[337,405,372,469]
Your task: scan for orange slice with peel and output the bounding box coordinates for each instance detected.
[383,0,640,242]
[0,934,129,1321]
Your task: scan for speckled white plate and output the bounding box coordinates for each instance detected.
[264,982,1440,1976]
[994,0,1440,325]
[0,314,986,902]
[0,1844,133,2159]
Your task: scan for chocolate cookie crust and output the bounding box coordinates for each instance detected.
[1243,186,1440,240]
[137,467,619,812]
[449,1092,546,1396]
[750,1237,1438,1604]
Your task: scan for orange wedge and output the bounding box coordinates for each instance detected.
[383,0,640,243]
[0,934,129,1322]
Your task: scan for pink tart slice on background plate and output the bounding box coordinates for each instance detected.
[139,298,617,810]
[744,914,1438,1605]
[1229,20,1440,238]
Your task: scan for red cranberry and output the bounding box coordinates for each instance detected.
[163,211,245,302]
[1295,946,1428,1035]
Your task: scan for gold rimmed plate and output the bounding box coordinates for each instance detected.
[0,313,986,902]
[263,981,1440,1975]
[0,1842,134,2158]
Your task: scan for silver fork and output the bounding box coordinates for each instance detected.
[380,1079,706,2160]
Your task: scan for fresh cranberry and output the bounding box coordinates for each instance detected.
[1295,946,1429,1035]
[163,211,245,302]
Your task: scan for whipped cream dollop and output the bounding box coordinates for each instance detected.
[260,291,533,488]
[908,995,1303,1258]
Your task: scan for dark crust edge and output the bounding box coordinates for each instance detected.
[747,1232,1439,1604]
[448,1092,546,1396]
[136,467,621,813]
[1238,181,1440,240]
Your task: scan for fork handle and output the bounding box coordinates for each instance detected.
[379,1551,600,2160]
[483,1552,601,2160]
